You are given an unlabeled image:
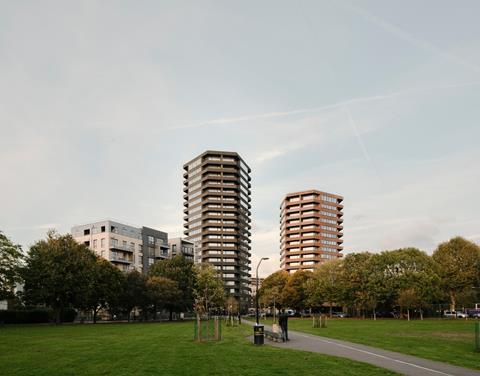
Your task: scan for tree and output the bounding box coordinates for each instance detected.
[306,259,344,316]
[146,276,181,320]
[0,232,23,301]
[396,288,420,321]
[149,255,196,317]
[84,258,124,323]
[432,237,480,311]
[22,231,97,323]
[282,270,312,313]
[118,270,148,321]
[193,264,225,317]
[258,270,289,311]
[341,252,375,317]
[369,248,441,320]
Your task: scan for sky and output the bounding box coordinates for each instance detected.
[1,0,479,277]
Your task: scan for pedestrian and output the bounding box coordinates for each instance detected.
[279,310,289,342]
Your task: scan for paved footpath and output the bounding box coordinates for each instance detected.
[244,321,480,376]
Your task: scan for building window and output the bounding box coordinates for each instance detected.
[84,229,90,236]
[101,226,106,233]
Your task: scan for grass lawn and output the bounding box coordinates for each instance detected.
[261,317,480,370]
[0,321,397,375]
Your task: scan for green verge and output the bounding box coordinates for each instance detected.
[0,321,397,376]
[262,317,480,370]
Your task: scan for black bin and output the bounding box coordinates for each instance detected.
[253,324,264,345]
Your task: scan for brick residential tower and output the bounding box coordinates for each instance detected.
[280,190,344,273]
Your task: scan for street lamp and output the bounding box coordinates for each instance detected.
[256,257,269,325]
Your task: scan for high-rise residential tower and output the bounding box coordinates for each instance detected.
[183,151,252,307]
[280,190,344,273]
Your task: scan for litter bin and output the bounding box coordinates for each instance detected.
[253,324,264,345]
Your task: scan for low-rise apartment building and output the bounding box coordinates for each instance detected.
[168,237,195,261]
[71,220,169,274]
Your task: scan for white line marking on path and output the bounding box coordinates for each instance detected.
[293,333,454,376]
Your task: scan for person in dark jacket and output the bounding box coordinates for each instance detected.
[278,310,289,341]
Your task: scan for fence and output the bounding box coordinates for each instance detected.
[194,316,222,342]
[312,314,327,328]
[475,322,480,352]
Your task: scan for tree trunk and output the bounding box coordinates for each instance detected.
[450,292,456,312]
[373,308,376,321]
[407,309,410,321]
[93,308,97,324]
[420,309,423,320]
[169,308,173,321]
[54,307,61,325]
[196,313,201,342]
[329,303,333,318]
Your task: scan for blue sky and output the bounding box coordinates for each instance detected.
[1,0,479,276]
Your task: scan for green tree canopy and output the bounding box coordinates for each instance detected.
[341,252,375,315]
[147,276,182,319]
[258,270,289,309]
[84,258,125,323]
[306,259,344,315]
[22,231,97,323]
[282,270,312,312]
[193,263,225,316]
[118,270,148,321]
[433,237,480,311]
[149,255,196,312]
[0,231,24,301]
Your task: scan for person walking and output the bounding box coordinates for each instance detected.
[278,310,289,342]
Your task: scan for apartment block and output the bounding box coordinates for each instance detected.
[71,220,169,273]
[183,150,252,307]
[280,190,344,273]
[168,237,195,261]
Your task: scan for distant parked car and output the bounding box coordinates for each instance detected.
[332,312,348,318]
[444,310,467,318]
[286,309,296,316]
[443,311,457,318]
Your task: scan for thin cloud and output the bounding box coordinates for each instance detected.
[341,2,480,74]
[167,81,480,131]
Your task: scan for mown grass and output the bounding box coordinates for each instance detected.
[0,321,398,375]
[261,317,480,370]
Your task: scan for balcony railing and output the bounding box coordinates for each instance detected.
[109,244,135,253]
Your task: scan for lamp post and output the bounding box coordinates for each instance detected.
[256,257,269,325]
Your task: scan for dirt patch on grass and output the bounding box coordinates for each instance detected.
[429,332,473,341]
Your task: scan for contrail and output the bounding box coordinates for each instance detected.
[167,81,480,131]
[345,105,383,184]
[340,2,480,74]
[345,106,372,164]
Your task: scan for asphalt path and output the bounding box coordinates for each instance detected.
[245,321,480,376]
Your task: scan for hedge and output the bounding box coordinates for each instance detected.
[0,308,77,324]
